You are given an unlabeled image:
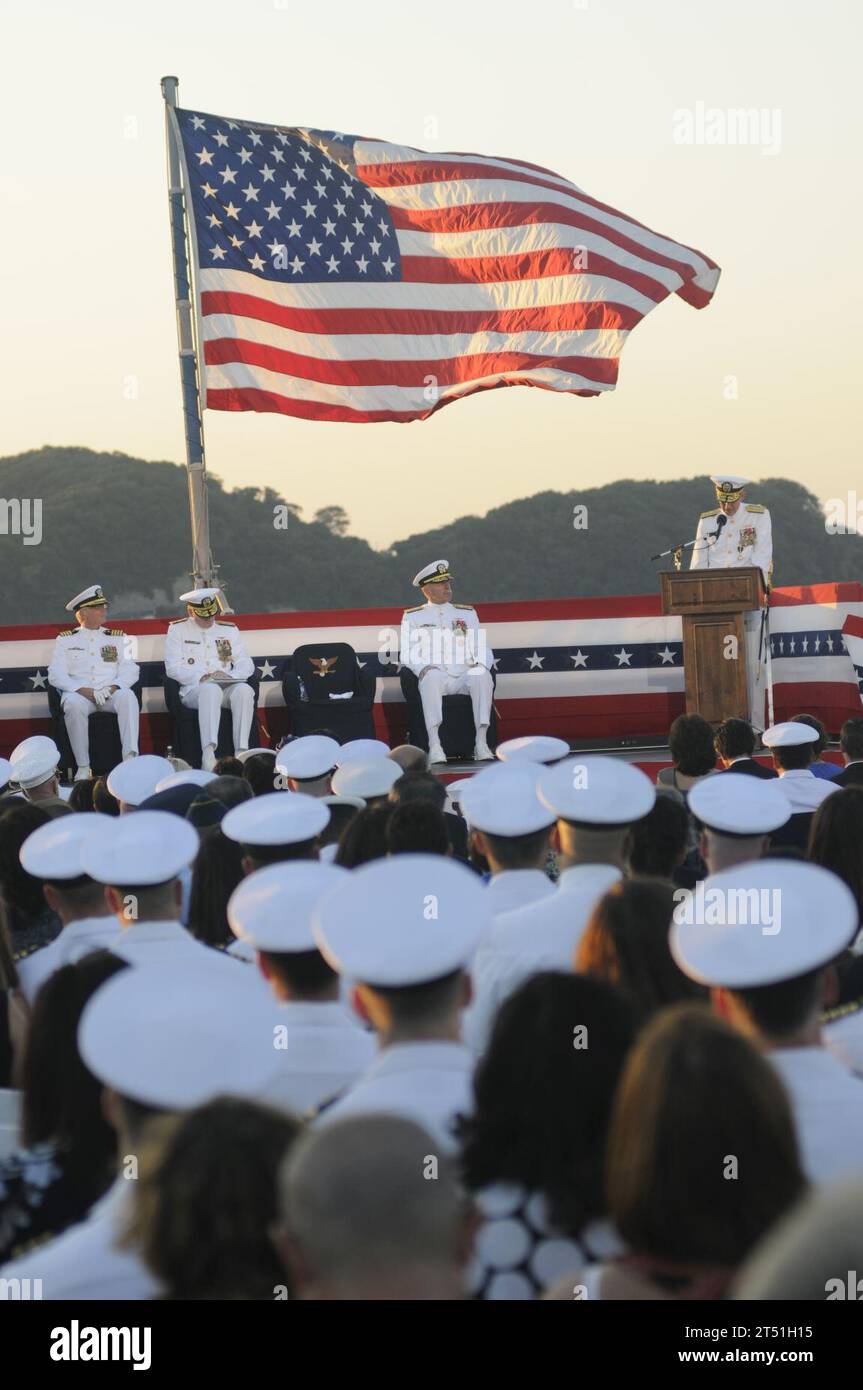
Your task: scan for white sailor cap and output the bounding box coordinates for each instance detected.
[412,559,452,588]
[19,812,106,881]
[66,584,108,613]
[275,735,340,780]
[710,475,750,497]
[314,853,489,986]
[228,861,347,952]
[221,791,330,847]
[107,754,176,807]
[322,794,366,811]
[335,738,391,764]
[0,758,10,792]
[331,757,402,799]
[762,722,819,748]
[155,769,218,793]
[179,587,222,618]
[236,748,276,764]
[688,773,791,836]
[670,860,857,989]
[81,809,200,885]
[9,735,61,790]
[495,735,570,765]
[538,755,655,826]
[78,965,281,1110]
[458,763,556,836]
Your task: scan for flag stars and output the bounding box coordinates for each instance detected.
[299,147,313,162]
[615,648,633,666]
[213,131,230,148]
[190,115,206,130]
[369,236,381,254]
[302,200,317,218]
[245,220,263,238]
[196,147,214,165]
[260,164,275,182]
[249,131,263,146]
[220,166,237,184]
[210,245,227,260]
[281,182,296,200]
[325,254,340,273]
[322,217,336,236]
[289,255,305,274]
[207,213,222,228]
[271,147,285,163]
[248,252,266,271]
[292,163,306,180]
[201,182,217,198]
[307,237,322,255]
[341,181,354,198]
[264,201,281,219]
[378,218,389,236]
[229,234,244,248]
[267,239,284,258]
[356,254,369,272]
[314,181,326,198]
[361,199,373,217]
[321,164,334,181]
[238,147,253,164]
[333,199,346,217]
[382,256,395,274]
[223,201,241,219]
[286,219,302,237]
[242,183,260,201]
[352,217,364,235]
[341,235,354,253]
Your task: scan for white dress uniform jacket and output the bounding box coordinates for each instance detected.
[16,916,121,1003]
[769,1046,863,1185]
[400,601,494,678]
[464,864,622,1054]
[690,504,773,582]
[48,625,140,694]
[164,617,254,687]
[776,769,840,812]
[484,869,557,917]
[258,1002,377,1115]
[0,1178,160,1300]
[107,920,263,987]
[315,1041,474,1154]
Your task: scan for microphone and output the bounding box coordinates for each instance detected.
[711,512,728,541]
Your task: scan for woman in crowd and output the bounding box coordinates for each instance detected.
[186,827,247,952]
[656,714,716,794]
[335,802,394,868]
[459,972,636,1299]
[625,791,690,885]
[808,786,863,1001]
[0,802,60,958]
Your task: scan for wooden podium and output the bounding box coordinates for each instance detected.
[660,567,765,724]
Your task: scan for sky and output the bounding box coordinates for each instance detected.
[2,0,861,549]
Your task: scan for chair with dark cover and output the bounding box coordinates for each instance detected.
[163,673,262,768]
[48,682,144,780]
[399,668,498,760]
[281,643,377,742]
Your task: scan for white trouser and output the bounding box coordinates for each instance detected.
[744,608,768,733]
[419,666,493,736]
[61,688,139,766]
[180,679,254,752]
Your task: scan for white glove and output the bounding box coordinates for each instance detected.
[93,688,108,708]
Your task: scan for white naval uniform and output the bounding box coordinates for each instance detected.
[690,503,773,730]
[315,1041,475,1154]
[47,625,140,766]
[775,769,840,812]
[0,1177,160,1300]
[108,919,263,988]
[463,864,622,1055]
[484,868,557,917]
[768,1046,863,1186]
[399,601,494,739]
[257,1001,378,1115]
[164,616,255,754]
[15,916,120,1003]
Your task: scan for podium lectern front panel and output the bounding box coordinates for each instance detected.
[660,568,765,724]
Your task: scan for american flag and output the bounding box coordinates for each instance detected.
[174,108,720,423]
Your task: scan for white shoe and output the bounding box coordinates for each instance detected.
[473,736,493,761]
[74,765,92,782]
[123,751,138,762]
[202,744,217,772]
[428,740,447,765]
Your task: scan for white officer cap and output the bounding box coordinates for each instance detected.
[688,773,791,836]
[671,861,857,989]
[228,861,347,952]
[0,758,10,792]
[107,754,176,807]
[314,853,489,986]
[275,735,340,780]
[179,587,222,618]
[495,735,570,765]
[19,812,106,881]
[66,584,108,613]
[458,763,556,836]
[78,965,282,1110]
[155,769,218,793]
[222,791,330,847]
[538,755,655,826]
[81,809,200,885]
[322,794,366,811]
[334,738,391,764]
[331,757,402,799]
[762,722,820,748]
[9,735,61,790]
[236,748,276,764]
[412,559,452,588]
[710,475,750,497]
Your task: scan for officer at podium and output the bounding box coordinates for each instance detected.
[690,475,773,732]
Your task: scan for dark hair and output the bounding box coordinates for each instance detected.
[627,795,689,878]
[386,803,449,857]
[478,826,552,871]
[733,969,824,1040]
[335,803,394,868]
[461,973,635,1234]
[68,779,97,812]
[792,713,828,757]
[0,908,19,991]
[244,840,319,869]
[369,969,464,1030]
[130,1098,300,1300]
[808,787,863,927]
[186,829,246,948]
[840,718,863,763]
[668,715,717,777]
[318,802,361,850]
[773,743,814,772]
[242,754,279,798]
[92,778,120,816]
[213,756,244,778]
[0,802,52,916]
[21,950,128,1182]
[576,879,704,1023]
[388,771,446,812]
[714,718,756,762]
[607,1005,806,1267]
[260,947,337,998]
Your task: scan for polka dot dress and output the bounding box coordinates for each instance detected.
[465,1183,608,1300]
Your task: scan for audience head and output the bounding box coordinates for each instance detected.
[186,828,246,948]
[388,745,429,774]
[762,721,818,772]
[388,770,446,811]
[387,802,450,857]
[792,713,829,759]
[241,752,279,797]
[626,791,689,879]
[334,802,394,868]
[840,717,863,766]
[68,778,97,812]
[714,717,756,766]
[807,787,863,927]
[0,801,52,921]
[537,757,655,871]
[213,755,244,778]
[92,777,120,817]
[667,714,717,778]
[688,773,790,874]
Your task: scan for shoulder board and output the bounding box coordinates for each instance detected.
[168,617,187,625]
[823,998,863,1025]
[106,628,125,636]
[745,504,766,513]
[57,628,76,638]
[13,944,42,963]
[216,619,236,626]
[453,603,475,610]
[700,509,720,519]
[403,605,425,614]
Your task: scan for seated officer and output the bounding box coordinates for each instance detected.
[164,589,255,771]
[47,585,140,781]
[399,560,494,766]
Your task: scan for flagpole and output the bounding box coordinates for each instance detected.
[160,75,219,593]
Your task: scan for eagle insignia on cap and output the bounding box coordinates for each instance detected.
[309,656,339,678]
